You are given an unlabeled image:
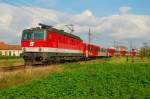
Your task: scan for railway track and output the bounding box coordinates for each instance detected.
[0,63,59,72]
[0,65,26,72]
[0,62,62,72]
[0,60,88,72]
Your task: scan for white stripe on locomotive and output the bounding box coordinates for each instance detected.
[22,47,82,54]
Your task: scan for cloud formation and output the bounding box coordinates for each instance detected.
[119,6,132,15]
[0,3,150,47]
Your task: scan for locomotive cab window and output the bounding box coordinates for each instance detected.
[22,31,45,40]
[23,32,32,40]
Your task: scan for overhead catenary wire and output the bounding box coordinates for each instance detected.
[3,0,55,23]
[4,0,35,15]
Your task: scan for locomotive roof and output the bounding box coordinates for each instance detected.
[24,26,83,41]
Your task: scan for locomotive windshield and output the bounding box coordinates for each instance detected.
[22,31,45,40]
[23,32,32,40]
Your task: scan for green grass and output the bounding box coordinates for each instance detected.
[0,57,150,98]
[109,56,150,64]
[0,56,21,59]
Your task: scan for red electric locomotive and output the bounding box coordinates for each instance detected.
[21,23,86,65]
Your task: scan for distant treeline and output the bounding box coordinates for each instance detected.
[139,47,150,58]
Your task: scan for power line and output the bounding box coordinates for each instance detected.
[4,0,52,21]
[4,0,34,15]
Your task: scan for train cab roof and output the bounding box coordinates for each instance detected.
[23,23,83,41]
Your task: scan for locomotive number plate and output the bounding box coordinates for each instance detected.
[29,42,35,46]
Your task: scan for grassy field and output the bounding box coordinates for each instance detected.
[0,57,24,67]
[0,57,149,98]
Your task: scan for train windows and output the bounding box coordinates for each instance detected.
[22,32,32,40]
[22,31,45,40]
[100,48,106,52]
[33,32,44,40]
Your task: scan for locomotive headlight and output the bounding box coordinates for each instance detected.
[39,47,42,52]
[23,47,26,52]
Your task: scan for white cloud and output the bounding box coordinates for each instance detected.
[119,6,132,15]
[96,15,150,39]
[0,15,12,25]
[0,3,150,47]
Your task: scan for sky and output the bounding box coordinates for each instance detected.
[0,0,150,48]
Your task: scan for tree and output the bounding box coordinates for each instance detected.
[139,42,150,58]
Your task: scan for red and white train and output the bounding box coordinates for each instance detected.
[21,23,137,65]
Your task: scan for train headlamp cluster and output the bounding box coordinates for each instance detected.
[39,47,42,52]
[23,47,26,52]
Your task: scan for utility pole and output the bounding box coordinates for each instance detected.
[130,40,133,51]
[114,40,116,48]
[114,40,119,56]
[113,40,116,55]
[87,28,92,60]
[130,40,134,63]
[89,28,91,44]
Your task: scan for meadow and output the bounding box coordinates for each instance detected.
[0,56,24,67]
[0,57,149,98]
